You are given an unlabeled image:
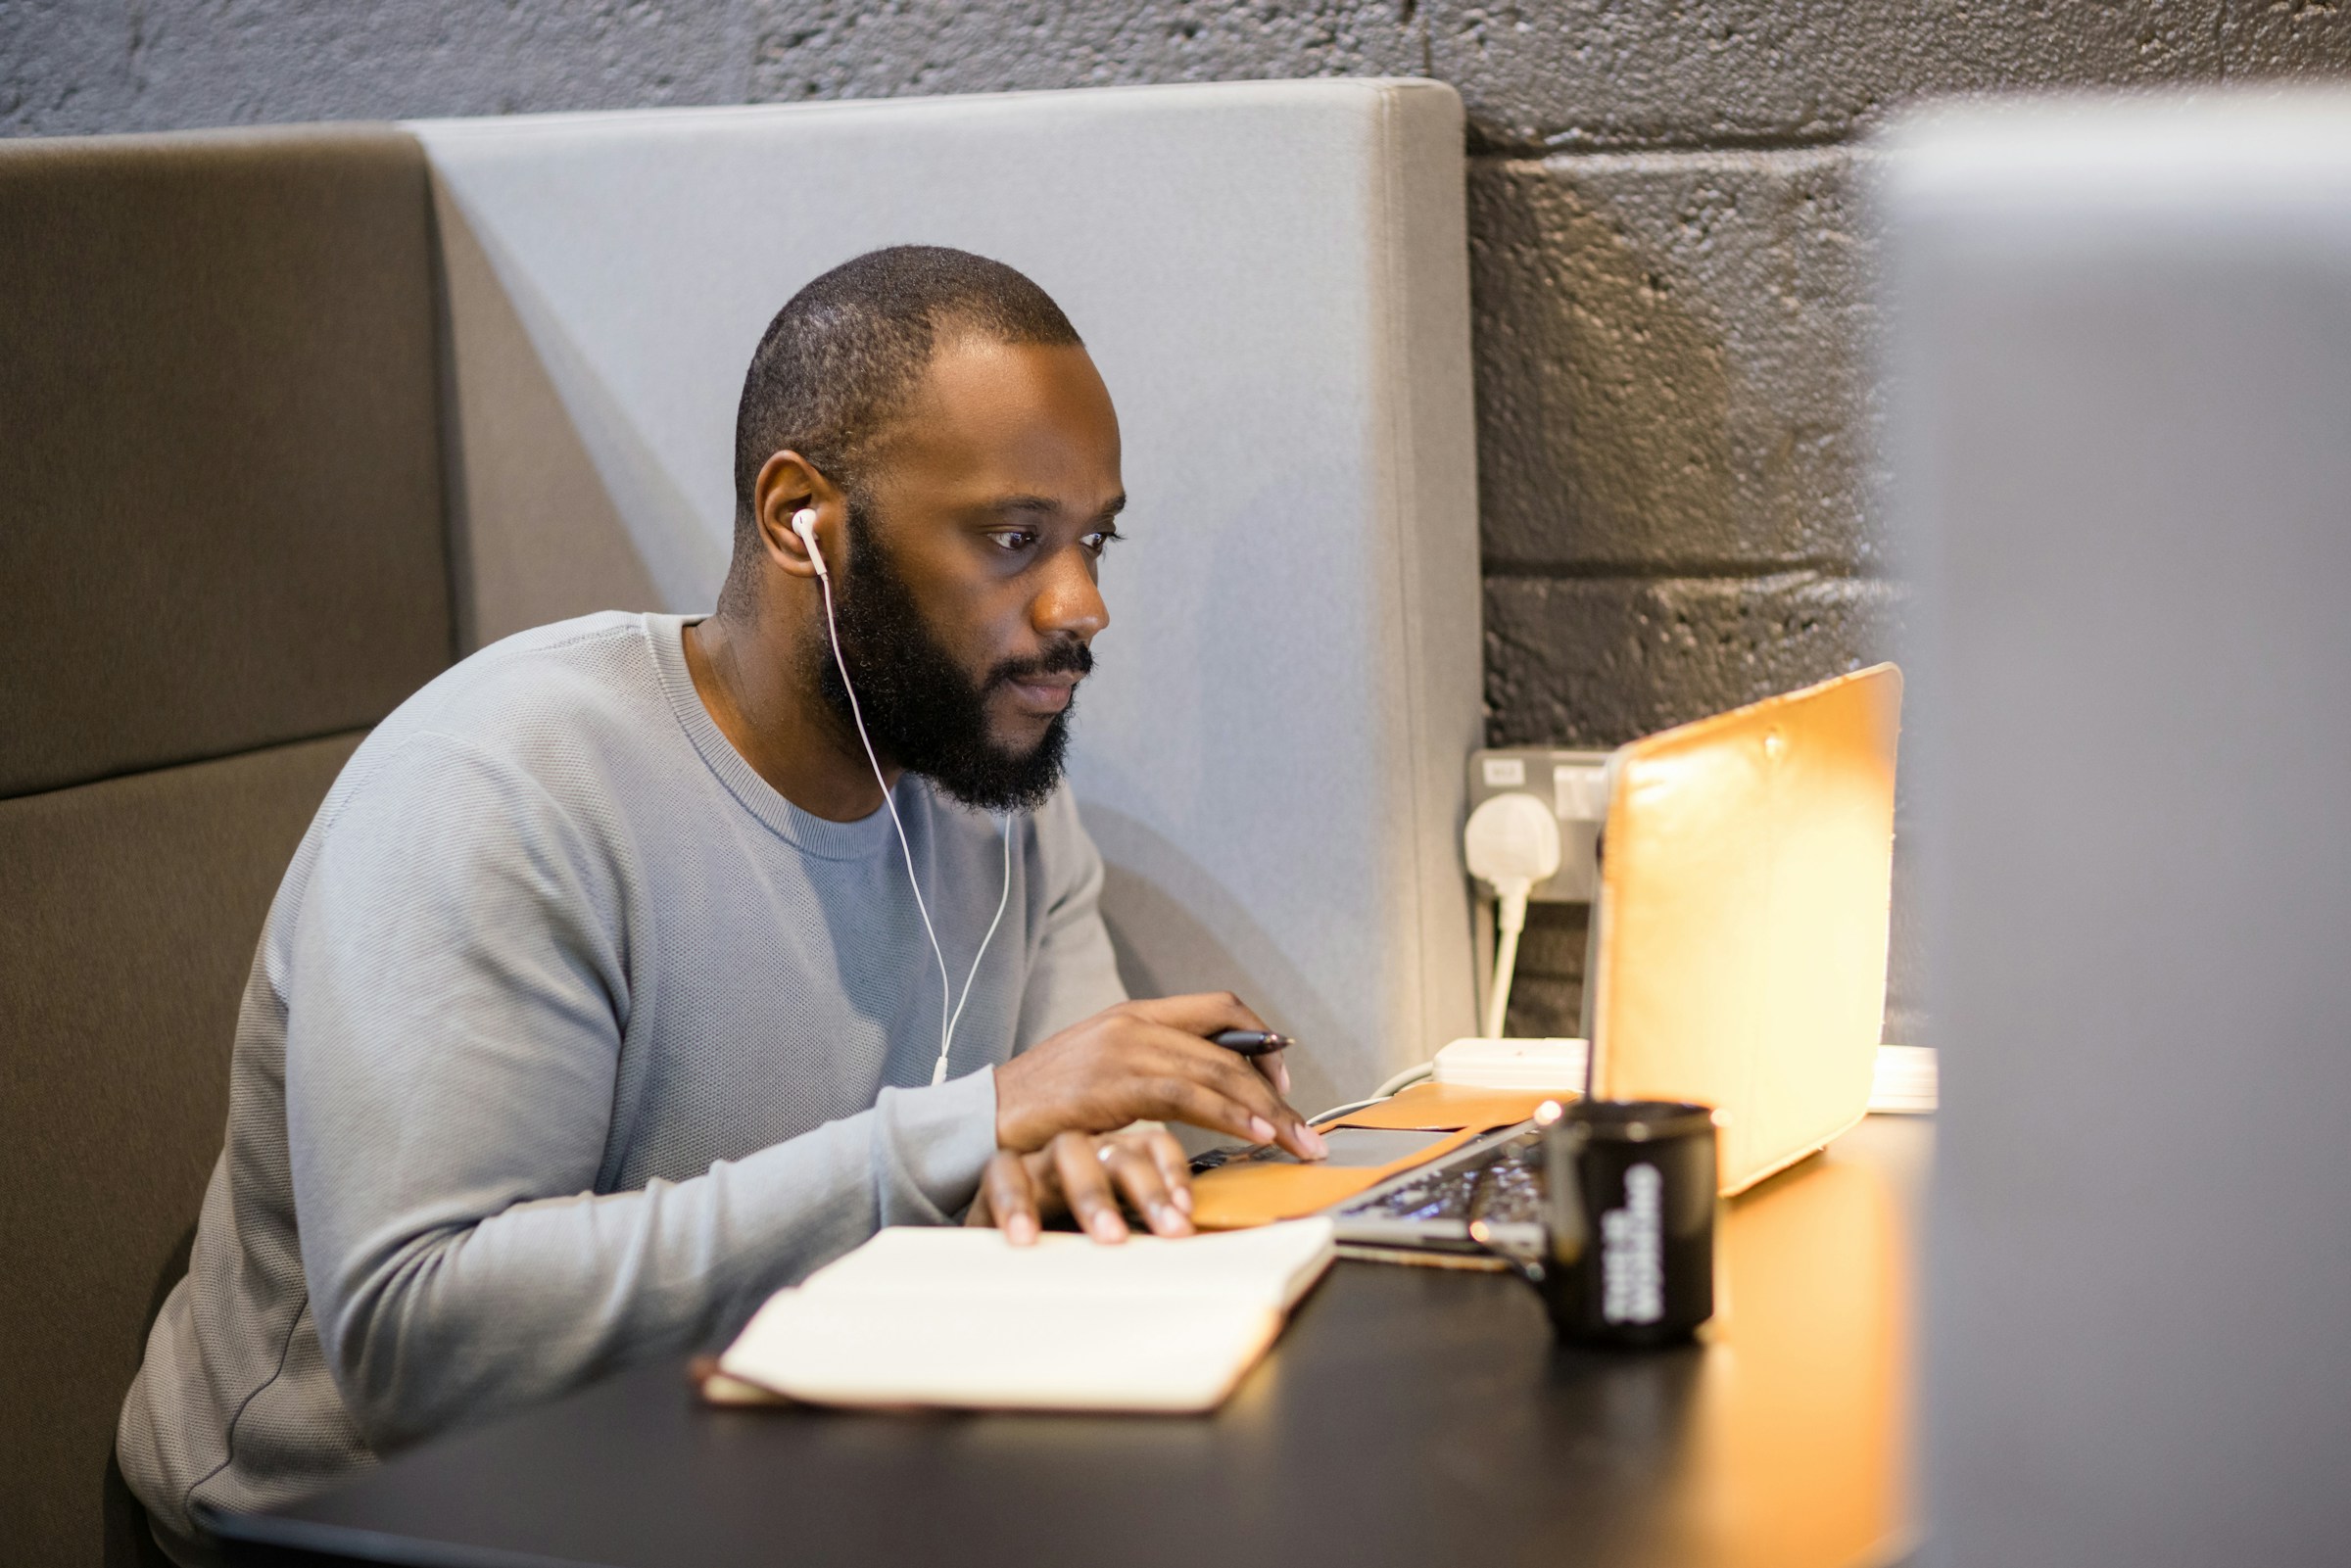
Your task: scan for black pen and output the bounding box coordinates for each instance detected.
[1210,1029,1295,1057]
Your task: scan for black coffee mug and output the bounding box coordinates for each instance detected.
[1480,1099,1717,1347]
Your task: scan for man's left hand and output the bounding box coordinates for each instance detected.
[968,1126,1195,1245]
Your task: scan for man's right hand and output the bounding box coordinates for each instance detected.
[992,992,1329,1162]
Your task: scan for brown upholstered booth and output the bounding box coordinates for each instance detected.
[0,125,455,1567]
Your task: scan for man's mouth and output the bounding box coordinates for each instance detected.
[991,642,1092,719]
[1004,671,1080,714]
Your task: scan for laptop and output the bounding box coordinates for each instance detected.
[1239,665,1904,1257]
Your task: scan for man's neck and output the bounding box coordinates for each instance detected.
[681,610,899,823]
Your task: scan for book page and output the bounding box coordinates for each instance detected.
[801,1217,1334,1310]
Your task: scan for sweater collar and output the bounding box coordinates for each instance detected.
[645,612,907,862]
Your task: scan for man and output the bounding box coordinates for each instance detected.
[119,245,1327,1559]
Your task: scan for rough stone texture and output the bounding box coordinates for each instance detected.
[1429,0,2250,151]
[1503,901,1587,1038]
[2,1,756,135]
[2223,0,2351,79]
[1471,147,1880,577]
[21,4,2344,147]
[0,1,133,136]
[1484,571,1902,749]
[746,0,1421,102]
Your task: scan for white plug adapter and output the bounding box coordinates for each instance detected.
[1463,792,1563,1038]
[1463,791,1561,907]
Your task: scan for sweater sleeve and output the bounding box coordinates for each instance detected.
[282,731,996,1452]
[1012,785,1130,1050]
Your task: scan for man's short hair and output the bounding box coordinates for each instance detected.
[731,245,1082,542]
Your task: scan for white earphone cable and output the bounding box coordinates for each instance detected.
[810,528,1010,1087]
[943,814,1014,1079]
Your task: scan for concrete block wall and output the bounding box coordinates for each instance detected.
[10,0,2348,1039]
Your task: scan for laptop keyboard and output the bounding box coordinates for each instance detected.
[1336,1129,1546,1226]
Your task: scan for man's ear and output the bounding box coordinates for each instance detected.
[752,451,845,581]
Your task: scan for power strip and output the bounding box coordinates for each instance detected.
[1428,1037,1939,1115]
[1431,1036,1587,1091]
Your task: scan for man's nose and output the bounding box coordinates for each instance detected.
[1032,542,1109,643]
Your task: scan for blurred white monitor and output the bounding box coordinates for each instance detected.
[1885,92,2351,1567]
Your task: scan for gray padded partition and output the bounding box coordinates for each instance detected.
[0,734,367,1568]
[1885,95,2351,1566]
[413,82,1484,1108]
[0,125,452,796]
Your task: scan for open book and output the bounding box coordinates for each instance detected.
[715,1218,1336,1413]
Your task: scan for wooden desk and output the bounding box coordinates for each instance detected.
[217,1117,1927,1568]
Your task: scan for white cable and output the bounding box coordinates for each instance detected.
[938,813,1013,1085]
[1484,887,1529,1040]
[1463,793,1559,1043]
[813,553,1009,1089]
[1372,1062,1435,1100]
[1307,1061,1435,1124]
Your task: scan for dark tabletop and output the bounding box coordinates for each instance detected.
[217,1117,1928,1568]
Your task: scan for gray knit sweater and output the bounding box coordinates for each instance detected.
[117,612,1126,1541]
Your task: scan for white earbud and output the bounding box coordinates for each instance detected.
[800,499,1010,1087]
[792,505,828,580]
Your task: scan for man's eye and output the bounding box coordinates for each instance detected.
[988,530,1039,552]
[1082,529,1123,554]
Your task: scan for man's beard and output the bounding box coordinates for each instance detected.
[813,501,1090,814]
